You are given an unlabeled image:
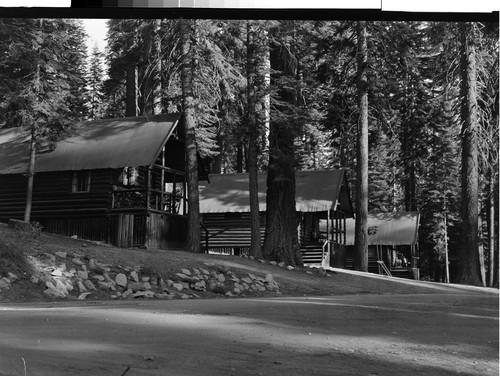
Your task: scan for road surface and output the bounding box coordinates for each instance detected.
[0,291,498,376]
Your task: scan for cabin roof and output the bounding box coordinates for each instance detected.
[344,211,420,246]
[0,114,181,174]
[199,169,353,215]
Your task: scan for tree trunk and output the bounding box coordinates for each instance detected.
[354,21,369,272]
[458,22,482,285]
[488,167,496,287]
[23,127,36,223]
[126,65,138,117]
[181,18,201,253]
[262,121,301,266]
[247,21,263,259]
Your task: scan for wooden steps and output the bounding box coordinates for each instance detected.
[300,244,324,264]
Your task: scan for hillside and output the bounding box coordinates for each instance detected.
[0,222,492,303]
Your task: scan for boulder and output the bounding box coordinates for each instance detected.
[130,271,139,282]
[78,292,92,300]
[92,275,105,282]
[173,283,185,291]
[181,269,192,276]
[83,280,97,291]
[115,273,128,288]
[122,289,134,299]
[76,280,87,293]
[77,271,88,280]
[287,266,294,271]
[128,282,146,291]
[55,251,67,259]
[98,281,115,291]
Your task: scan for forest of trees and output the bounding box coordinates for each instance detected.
[0,17,498,286]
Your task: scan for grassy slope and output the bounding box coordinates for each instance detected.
[0,223,495,303]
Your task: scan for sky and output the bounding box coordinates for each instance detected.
[82,18,108,54]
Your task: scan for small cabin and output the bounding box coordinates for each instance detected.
[339,211,420,279]
[0,114,189,249]
[198,169,354,265]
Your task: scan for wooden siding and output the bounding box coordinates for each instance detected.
[200,212,266,252]
[147,212,187,249]
[0,169,114,221]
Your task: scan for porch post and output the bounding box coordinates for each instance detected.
[160,147,165,212]
[146,166,152,210]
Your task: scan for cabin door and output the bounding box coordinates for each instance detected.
[117,214,134,247]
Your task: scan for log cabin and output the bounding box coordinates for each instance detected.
[198,169,354,265]
[337,211,421,279]
[0,114,190,249]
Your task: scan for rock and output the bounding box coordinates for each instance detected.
[77,271,88,280]
[69,269,77,276]
[55,251,67,258]
[141,276,150,282]
[278,262,285,268]
[306,271,313,275]
[122,289,134,299]
[269,261,277,266]
[111,295,118,300]
[242,283,249,290]
[7,272,18,281]
[92,275,105,282]
[217,274,226,283]
[172,283,184,291]
[133,291,155,299]
[98,281,115,291]
[242,277,252,284]
[44,253,56,262]
[249,256,254,260]
[192,280,206,291]
[180,293,190,299]
[103,273,116,285]
[225,292,234,297]
[0,278,11,290]
[192,268,201,275]
[265,274,274,283]
[166,279,174,287]
[115,273,128,288]
[181,269,191,276]
[78,292,92,300]
[71,235,78,239]
[77,280,87,292]
[72,258,83,265]
[143,282,152,290]
[258,259,266,264]
[89,259,104,272]
[83,280,97,291]
[248,273,257,280]
[233,288,241,294]
[287,266,294,271]
[159,278,168,291]
[200,268,210,275]
[128,282,146,291]
[30,275,39,284]
[51,269,63,277]
[130,271,139,282]
[234,283,244,291]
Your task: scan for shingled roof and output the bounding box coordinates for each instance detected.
[0,114,181,174]
[199,169,353,215]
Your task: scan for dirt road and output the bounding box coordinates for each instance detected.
[0,289,497,376]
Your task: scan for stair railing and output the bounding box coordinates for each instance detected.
[321,239,330,268]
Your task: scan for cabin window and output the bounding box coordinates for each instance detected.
[121,167,138,186]
[72,171,91,193]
